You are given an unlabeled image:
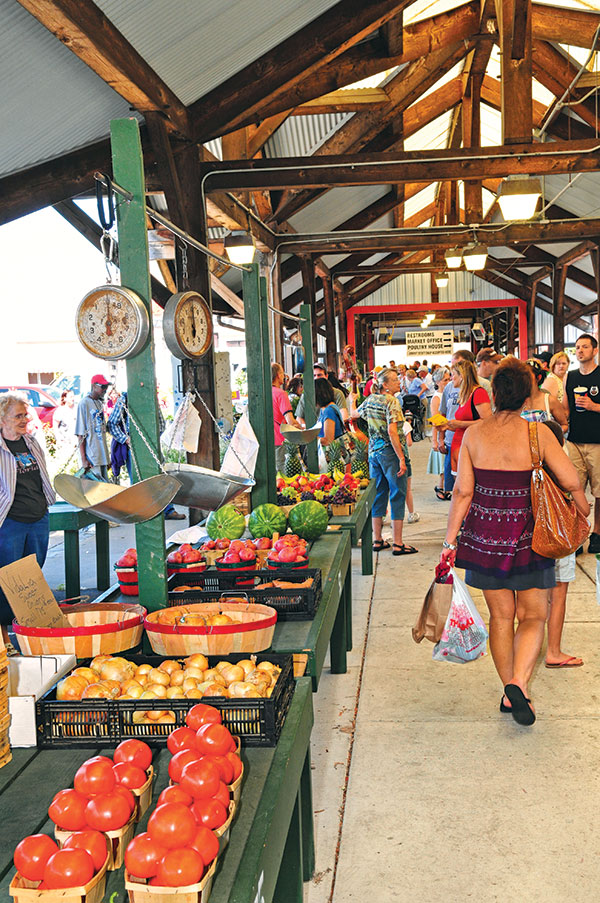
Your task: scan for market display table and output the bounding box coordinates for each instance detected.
[328,479,375,576]
[0,677,314,903]
[48,502,110,600]
[271,530,352,690]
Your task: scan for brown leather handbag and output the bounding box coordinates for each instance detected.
[528,422,590,558]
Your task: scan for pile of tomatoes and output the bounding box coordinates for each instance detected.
[125,703,242,888]
[13,739,152,890]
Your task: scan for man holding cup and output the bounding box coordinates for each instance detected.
[564,334,600,553]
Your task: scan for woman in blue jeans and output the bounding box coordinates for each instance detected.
[0,393,55,646]
[353,368,418,556]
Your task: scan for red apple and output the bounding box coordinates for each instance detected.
[223,552,241,564]
[215,539,230,550]
[255,537,271,550]
[239,548,256,562]
[267,550,279,561]
[167,551,183,564]
[117,554,136,568]
[278,547,297,563]
[202,540,216,550]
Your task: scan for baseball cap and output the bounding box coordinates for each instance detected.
[475,349,503,364]
[91,374,110,386]
[313,363,327,373]
[537,351,552,365]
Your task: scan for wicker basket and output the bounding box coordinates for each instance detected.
[132,766,155,822]
[0,712,11,768]
[10,851,109,903]
[144,602,277,656]
[125,858,216,903]
[13,604,146,657]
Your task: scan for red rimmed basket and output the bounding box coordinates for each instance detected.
[266,557,309,571]
[13,603,146,657]
[215,558,257,587]
[144,602,277,656]
[115,565,139,596]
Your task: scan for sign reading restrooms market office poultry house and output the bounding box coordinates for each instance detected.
[405,330,453,358]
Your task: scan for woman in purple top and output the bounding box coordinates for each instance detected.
[440,359,588,726]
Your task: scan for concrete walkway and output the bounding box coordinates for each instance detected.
[306,437,600,903]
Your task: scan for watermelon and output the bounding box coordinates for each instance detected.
[248,504,288,539]
[206,505,245,540]
[288,500,329,541]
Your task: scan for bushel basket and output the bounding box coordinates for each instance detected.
[13,603,146,657]
[144,601,277,655]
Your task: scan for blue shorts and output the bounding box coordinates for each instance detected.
[369,446,409,521]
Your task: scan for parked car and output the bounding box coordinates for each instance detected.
[0,385,59,424]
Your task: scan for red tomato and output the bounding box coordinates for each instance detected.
[43,849,95,889]
[74,757,116,797]
[168,749,200,784]
[185,703,221,731]
[180,759,220,800]
[167,727,198,756]
[207,754,234,785]
[124,832,167,879]
[113,762,147,790]
[188,826,219,866]
[156,847,204,887]
[190,797,228,830]
[63,831,108,871]
[226,752,243,781]
[147,803,196,850]
[48,789,88,831]
[195,723,233,757]
[113,784,136,815]
[213,781,230,810]
[157,786,193,807]
[85,791,131,831]
[113,739,152,772]
[14,834,59,881]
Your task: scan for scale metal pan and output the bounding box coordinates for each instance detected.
[54,474,181,525]
[163,463,254,510]
[280,424,320,445]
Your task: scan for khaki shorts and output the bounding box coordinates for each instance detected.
[566,441,600,497]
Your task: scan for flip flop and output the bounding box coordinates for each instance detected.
[392,544,418,555]
[545,656,583,668]
[504,683,536,726]
[434,487,446,500]
[373,540,391,552]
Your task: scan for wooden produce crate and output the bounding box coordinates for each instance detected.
[125,858,216,903]
[10,852,108,903]
[56,812,135,870]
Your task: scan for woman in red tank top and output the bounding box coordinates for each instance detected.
[445,359,492,474]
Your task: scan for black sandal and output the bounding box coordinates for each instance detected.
[434,487,446,500]
[392,544,418,555]
[504,684,535,726]
[373,540,391,552]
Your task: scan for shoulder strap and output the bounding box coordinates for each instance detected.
[528,420,542,468]
[544,392,550,415]
[470,391,481,420]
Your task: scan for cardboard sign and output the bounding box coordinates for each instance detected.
[0,556,68,628]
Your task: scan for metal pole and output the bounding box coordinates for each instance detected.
[243,263,276,506]
[110,118,167,611]
[300,303,319,473]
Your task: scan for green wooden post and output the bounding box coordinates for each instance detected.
[111,118,167,611]
[299,303,318,473]
[244,263,276,507]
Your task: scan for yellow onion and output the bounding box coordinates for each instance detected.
[185,687,205,699]
[145,709,169,721]
[219,663,245,685]
[184,653,209,671]
[135,664,153,683]
[182,678,199,693]
[140,689,158,700]
[228,681,262,698]
[201,683,230,698]
[145,668,170,687]
[71,667,98,685]
[166,686,184,698]
[182,666,205,681]
[169,670,186,687]
[158,659,182,675]
[99,657,135,683]
[147,683,168,698]
[255,660,276,674]
[236,659,256,678]
[202,668,226,685]
[244,670,269,694]
[89,654,113,674]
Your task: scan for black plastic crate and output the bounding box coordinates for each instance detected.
[167,568,321,620]
[36,652,295,749]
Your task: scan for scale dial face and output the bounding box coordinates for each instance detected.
[163,291,213,360]
[76,285,150,360]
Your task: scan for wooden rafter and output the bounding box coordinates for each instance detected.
[188,0,416,141]
[16,0,190,136]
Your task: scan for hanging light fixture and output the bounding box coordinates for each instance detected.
[435,272,449,288]
[224,230,255,264]
[463,243,488,271]
[497,176,542,221]
[444,247,462,269]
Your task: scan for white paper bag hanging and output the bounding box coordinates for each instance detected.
[183,404,201,453]
[161,395,191,451]
[220,412,258,481]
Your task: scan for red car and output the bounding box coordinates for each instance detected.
[0,385,59,425]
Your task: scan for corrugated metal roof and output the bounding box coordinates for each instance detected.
[264,113,350,158]
[95,0,340,105]
[352,269,516,308]
[288,185,390,234]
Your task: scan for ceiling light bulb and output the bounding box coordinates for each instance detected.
[497,177,542,221]
[435,272,449,288]
[444,248,462,269]
[224,230,256,264]
[463,243,488,271]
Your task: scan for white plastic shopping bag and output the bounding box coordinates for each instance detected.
[432,569,488,663]
[220,412,259,481]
